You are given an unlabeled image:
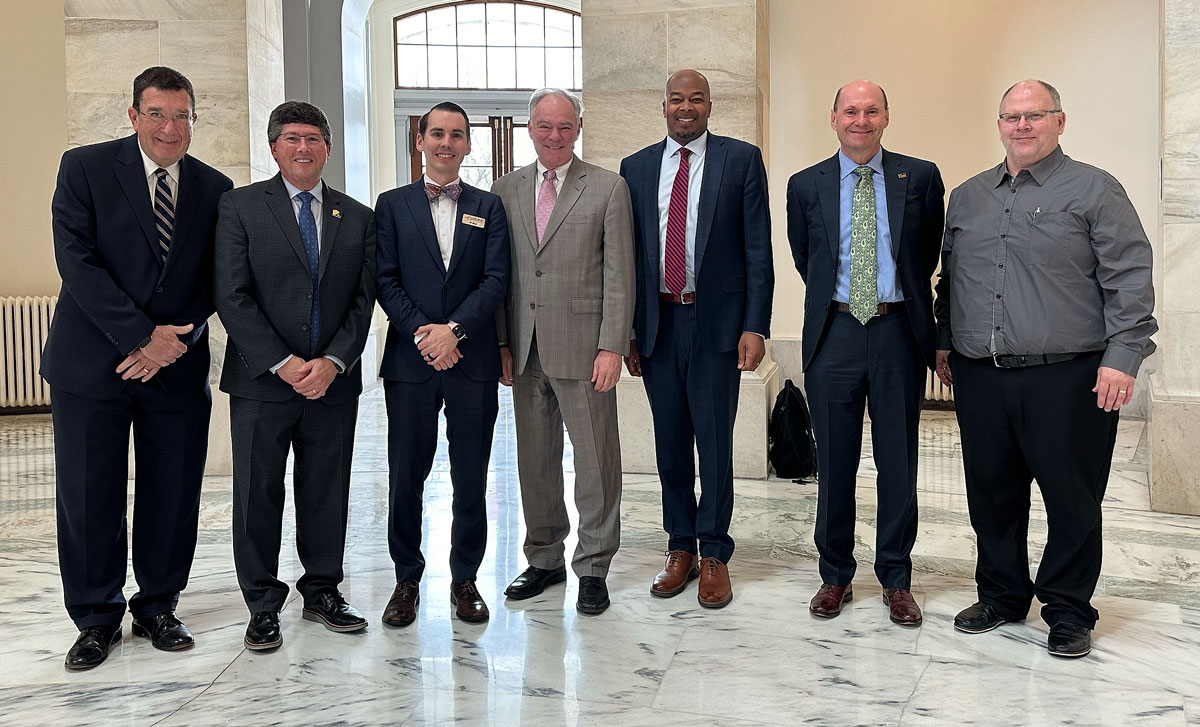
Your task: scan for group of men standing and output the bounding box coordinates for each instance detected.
[43,63,1154,671]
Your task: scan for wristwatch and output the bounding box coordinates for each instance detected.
[450,323,468,341]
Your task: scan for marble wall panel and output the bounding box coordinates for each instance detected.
[159,21,248,97]
[666,6,757,88]
[191,93,250,169]
[582,13,667,92]
[1150,396,1200,515]
[64,18,158,94]
[246,0,283,52]
[1162,221,1200,312]
[1165,0,1200,46]
[217,166,252,188]
[247,27,285,109]
[706,91,757,144]
[1163,43,1200,136]
[65,0,245,20]
[66,92,136,147]
[1163,133,1200,224]
[581,89,664,170]
[248,96,277,177]
[1157,312,1200,396]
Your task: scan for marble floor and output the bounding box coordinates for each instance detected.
[1,386,1198,726]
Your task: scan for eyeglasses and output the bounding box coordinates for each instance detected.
[137,109,195,126]
[998,110,1062,124]
[278,135,327,147]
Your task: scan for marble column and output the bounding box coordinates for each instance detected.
[1150,0,1200,515]
[63,0,285,476]
[581,0,779,477]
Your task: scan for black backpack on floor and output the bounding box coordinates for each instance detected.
[768,379,818,481]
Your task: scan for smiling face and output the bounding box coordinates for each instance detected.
[417,109,471,186]
[663,70,712,144]
[127,87,194,167]
[998,81,1066,174]
[528,93,580,170]
[831,81,889,164]
[270,123,331,191]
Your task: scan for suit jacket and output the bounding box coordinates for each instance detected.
[42,133,233,398]
[374,179,510,383]
[620,133,774,356]
[492,156,635,381]
[787,148,945,370]
[214,174,377,403]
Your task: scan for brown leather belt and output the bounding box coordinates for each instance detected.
[834,301,905,316]
[659,291,696,304]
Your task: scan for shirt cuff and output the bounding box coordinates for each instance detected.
[745,331,766,341]
[324,355,346,374]
[269,355,293,375]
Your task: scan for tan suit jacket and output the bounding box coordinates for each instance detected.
[493,156,635,380]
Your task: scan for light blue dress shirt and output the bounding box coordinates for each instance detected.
[834,148,901,303]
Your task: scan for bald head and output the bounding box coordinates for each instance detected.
[833,80,888,112]
[663,69,713,144]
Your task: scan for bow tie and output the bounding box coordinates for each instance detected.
[425,182,462,202]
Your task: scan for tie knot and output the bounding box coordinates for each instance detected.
[154,167,169,181]
[297,191,314,206]
[678,147,692,160]
[543,169,557,182]
[853,165,873,179]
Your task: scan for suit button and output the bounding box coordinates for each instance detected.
[302,324,309,331]
[306,292,312,299]
[156,286,164,293]
[529,302,535,310]
[535,270,543,277]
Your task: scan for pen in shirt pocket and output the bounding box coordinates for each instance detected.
[1032,206,1041,224]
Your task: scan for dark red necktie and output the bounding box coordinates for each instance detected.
[664,148,691,295]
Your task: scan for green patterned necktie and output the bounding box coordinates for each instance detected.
[849,165,878,324]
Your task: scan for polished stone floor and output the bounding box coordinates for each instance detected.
[1,385,1198,726]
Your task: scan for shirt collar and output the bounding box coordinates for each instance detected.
[536,157,572,183]
[282,175,323,204]
[138,146,181,184]
[664,131,709,160]
[838,147,884,181]
[991,145,1066,187]
[422,174,462,189]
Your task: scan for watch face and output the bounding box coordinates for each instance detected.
[452,324,467,339]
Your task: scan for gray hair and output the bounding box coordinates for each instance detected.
[1000,79,1062,111]
[528,88,584,120]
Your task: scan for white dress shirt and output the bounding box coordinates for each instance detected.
[424,174,459,269]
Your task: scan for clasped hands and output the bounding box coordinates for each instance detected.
[115,323,193,382]
[277,356,337,400]
[415,323,462,371]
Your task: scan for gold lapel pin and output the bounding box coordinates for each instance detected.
[897,172,908,179]
[331,208,341,218]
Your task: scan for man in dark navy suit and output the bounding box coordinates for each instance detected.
[787,80,944,626]
[44,66,232,669]
[620,69,774,609]
[374,102,510,627]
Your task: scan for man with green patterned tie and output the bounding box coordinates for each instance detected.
[786,80,945,626]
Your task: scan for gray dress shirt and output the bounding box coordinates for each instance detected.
[934,146,1157,376]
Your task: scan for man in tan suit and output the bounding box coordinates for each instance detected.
[494,88,635,616]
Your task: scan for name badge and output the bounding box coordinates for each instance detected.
[462,214,485,228]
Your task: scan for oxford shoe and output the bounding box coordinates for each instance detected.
[697,557,733,609]
[576,576,610,615]
[504,565,567,600]
[132,611,194,651]
[64,625,122,670]
[953,601,1021,634]
[1047,622,1092,658]
[809,583,852,618]
[451,580,489,623]
[382,580,420,628]
[303,591,367,633]
[882,588,923,626]
[244,611,282,651]
[650,550,700,598]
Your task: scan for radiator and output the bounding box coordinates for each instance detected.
[925,370,954,402]
[0,296,56,408]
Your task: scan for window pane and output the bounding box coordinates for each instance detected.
[574,48,582,89]
[487,46,516,89]
[545,48,573,89]
[574,14,581,45]
[487,2,515,46]
[545,9,573,47]
[515,4,544,46]
[515,47,544,89]
[396,45,428,87]
[457,2,486,45]
[428,45,457,88]
[469,126,493,165]
[512,125,536,169]
[426,6,456,45]
[458,46,487,89]
[395,15,425,44]
[460,165,494,191]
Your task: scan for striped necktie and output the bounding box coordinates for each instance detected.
[153,168,174,264]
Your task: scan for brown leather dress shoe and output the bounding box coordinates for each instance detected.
[696,557,732,609]
[451,580,490,623]
[650,550,700,598]
[382,579,420,627]
[883,588,922,626]
[809,583,852,618]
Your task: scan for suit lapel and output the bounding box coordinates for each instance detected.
[318,182,342,281]
[817,153,841,266]
[694,135,725,275]
[158,154,200,283]
[539,157,586,251]
[640,143,667,281]
[403,181,445,274]
[264,175,312,275]
[881,149,908,258]
[446,185,478,279]
[515,163,539,252]
[114,135,159,260]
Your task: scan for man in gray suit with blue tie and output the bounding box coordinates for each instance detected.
[215,101,376,651]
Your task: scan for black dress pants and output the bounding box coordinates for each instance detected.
[951,351,1118,628]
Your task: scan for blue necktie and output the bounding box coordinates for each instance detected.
[297,191,320,356]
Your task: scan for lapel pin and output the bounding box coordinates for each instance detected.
[897,172,908,179]
[331,208,341,218]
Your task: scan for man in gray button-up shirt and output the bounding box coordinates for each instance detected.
[933,79,1157,660]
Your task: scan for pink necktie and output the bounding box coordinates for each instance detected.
[535,169,557,243]
[664,147,691,295]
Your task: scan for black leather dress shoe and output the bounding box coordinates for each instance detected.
[504,565,567,600]
[953,601,1022,634]
[576,576,610,615]
[65,625,122,670]
[244,611,282,651]
[303,591,367,633]
[1047,622,1092,658]
[132,612,194,651]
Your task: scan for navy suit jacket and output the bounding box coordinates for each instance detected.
[374,180,510,383]
[620,133,774,356]
[43,133,233,398]
[214,174,377,403]
[787,149,945,370]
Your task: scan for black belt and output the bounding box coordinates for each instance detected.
[991,352,1084,368]
[834,301,905,317]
